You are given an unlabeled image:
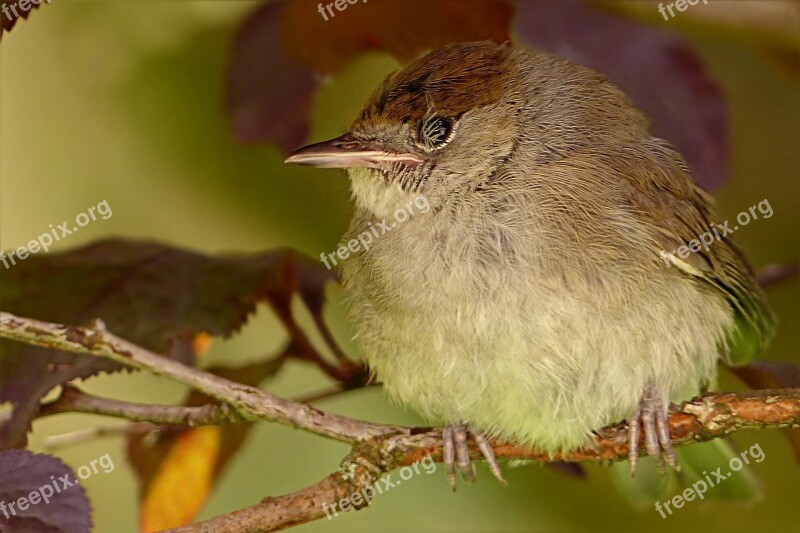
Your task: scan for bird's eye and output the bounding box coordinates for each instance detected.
[419,116,455,149]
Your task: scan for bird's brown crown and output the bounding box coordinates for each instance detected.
[354,41,514,129]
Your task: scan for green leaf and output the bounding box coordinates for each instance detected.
[676,440,762,502]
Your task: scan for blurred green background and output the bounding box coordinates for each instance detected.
[1,1,798,532]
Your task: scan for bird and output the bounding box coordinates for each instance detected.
[285,41,773,488]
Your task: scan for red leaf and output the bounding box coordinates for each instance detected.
[227,0,513,150]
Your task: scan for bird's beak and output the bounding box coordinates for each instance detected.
[284,133,423,169]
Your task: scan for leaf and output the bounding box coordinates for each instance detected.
[0,449,92,532]
[514,0,727,190]
[676,440,762,502]
[0,239,335,449]
[138,426,221,532]
[604,1,800,62]
[227,1,319,151]
[128,356,287,531]
[608,456,676,509]
[727,360,800,390]
[757,263,800,288]
[281,0,513,73]
[604,1,800,78]
[610,440,762,509]
[228,0,513,150]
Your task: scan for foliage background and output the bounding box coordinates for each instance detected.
[1,0,798,531]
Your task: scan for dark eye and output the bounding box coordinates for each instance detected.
[419,116,455,149]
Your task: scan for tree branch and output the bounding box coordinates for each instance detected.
[0,311,397,443]
[165,389,800,533]
[39,385,246,426]
[2,311,799,533]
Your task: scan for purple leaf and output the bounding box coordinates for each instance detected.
[0,450,92,533]
[227,1,318,152]
[0,239,334,449]
[757,263,800,288]
[728,360,800,390]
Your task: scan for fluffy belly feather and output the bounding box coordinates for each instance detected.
[343,247,732,453]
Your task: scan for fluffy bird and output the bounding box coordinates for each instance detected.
[285,41,773,486]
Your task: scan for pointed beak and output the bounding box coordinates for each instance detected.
[284,133,423,169]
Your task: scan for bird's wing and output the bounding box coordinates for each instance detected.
[613,138,774,363]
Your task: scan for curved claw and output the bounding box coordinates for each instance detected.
[443,426,457,490]
[474,431,507,485]
[627,384,680,478]
[454,426,476,483]
[442,424,506,489]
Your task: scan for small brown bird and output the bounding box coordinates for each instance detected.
[286,41,773,487]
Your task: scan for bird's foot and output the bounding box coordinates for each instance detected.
[627,383,679,477]
[442,424,507,490]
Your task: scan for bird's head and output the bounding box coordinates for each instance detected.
[285,41,522,218]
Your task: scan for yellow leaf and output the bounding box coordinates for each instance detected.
[139,426,221,532]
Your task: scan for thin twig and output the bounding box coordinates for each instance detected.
[294,383,380,404]
[43,422,158,450]
[39,385,246,426]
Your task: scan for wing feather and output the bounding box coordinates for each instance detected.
[615,138,774,363]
